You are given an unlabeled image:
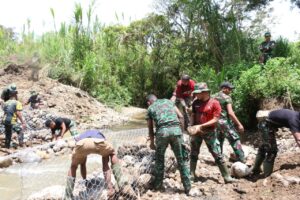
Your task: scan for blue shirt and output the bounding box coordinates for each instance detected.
[74,130,105,142]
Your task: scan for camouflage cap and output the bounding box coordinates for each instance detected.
[220,81,235,89]
[8,83,17,91]
[264,32,271,37]
[192,82,210,94]
[30,90,38,96]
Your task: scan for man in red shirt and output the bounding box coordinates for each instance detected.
[189,82,235,183]
[171,74,195,130]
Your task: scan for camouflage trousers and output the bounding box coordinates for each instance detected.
[256,120,278,164]
[217,119,245,162]
[190,130,224,166]
[4,123,24,149]
[154,135,191,190]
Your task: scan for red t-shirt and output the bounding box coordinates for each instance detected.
[192,98,221,128]
[174,80,195,98]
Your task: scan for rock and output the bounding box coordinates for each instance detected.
[231,162,251,178]
[285,176,300,184]
[189,187,202,197]
[36,150,50,159]
[17,150,42,163]
[54,140,67,149]
[27,185,64,200]
[68,140,76,148]
[0,156,13,168]
[123,155,136,166]
[136,174,154,189]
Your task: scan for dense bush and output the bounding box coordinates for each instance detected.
[233,57,300,126]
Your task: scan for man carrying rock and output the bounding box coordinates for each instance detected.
[252,109,300,177]
[189,83,235,183]
[171,74,195,130]
[64,129,136,199]
[45,117,78,141]
[213,82,245,162]
[2,89,26,148]
[146,94,191,195]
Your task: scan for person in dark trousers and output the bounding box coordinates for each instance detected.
[252,109,300,177]
[25,91,42,109]
[2,89,26,148]
[45,118,78,141]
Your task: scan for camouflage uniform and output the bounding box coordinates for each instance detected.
[213,91,245,162]
[3,99,24,148]
[147,99,191,191]
[259,40,276,64]
[252,120,278,176]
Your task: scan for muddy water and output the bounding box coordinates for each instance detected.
[0,112,148,200]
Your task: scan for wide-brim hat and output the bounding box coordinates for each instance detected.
[220,81,235,89]
[192,82,210,94]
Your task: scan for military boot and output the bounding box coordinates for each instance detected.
[64,176,75,200]
[263,159,275,177]
[111,163,123,188]
[218,163,236,183]
[190,161,197,182]
[251,152,264,175]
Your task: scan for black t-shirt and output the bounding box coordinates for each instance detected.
[51,118,71,132]
[268,109,300,133]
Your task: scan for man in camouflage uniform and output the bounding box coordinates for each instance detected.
[190,83,235,183]
[2,88,26,148]
[146,94,191,195]
[259,32,276,64]
[252,109,300,177]
[213,82,245,162]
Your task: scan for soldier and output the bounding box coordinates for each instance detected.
[146,94,191,195]
[252,109,300,177]
[170,74,195,130]
[64,129,136,199]
[2,89,26,148]
[259,32,276,64]
[189,83,235,183]
[25,91,42,109]
[213,82,245,162]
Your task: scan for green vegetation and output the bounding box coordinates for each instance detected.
[0,0,300,125]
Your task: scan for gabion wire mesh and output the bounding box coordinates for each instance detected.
[1,128,187,200]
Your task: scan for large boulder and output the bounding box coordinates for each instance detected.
[0,156,13,168]
[16,150,42,163]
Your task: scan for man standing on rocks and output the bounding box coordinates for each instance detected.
[25,91,42,109]
[189,83,235,183]
[64,129,136,199]
[171,74,195,130]
[146,94,191,195]
[45,117,78,141]
[2,89,26,148]
[252,109,300,177]
[213,82,245,162]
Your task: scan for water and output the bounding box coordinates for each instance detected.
[0,113,148,200]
